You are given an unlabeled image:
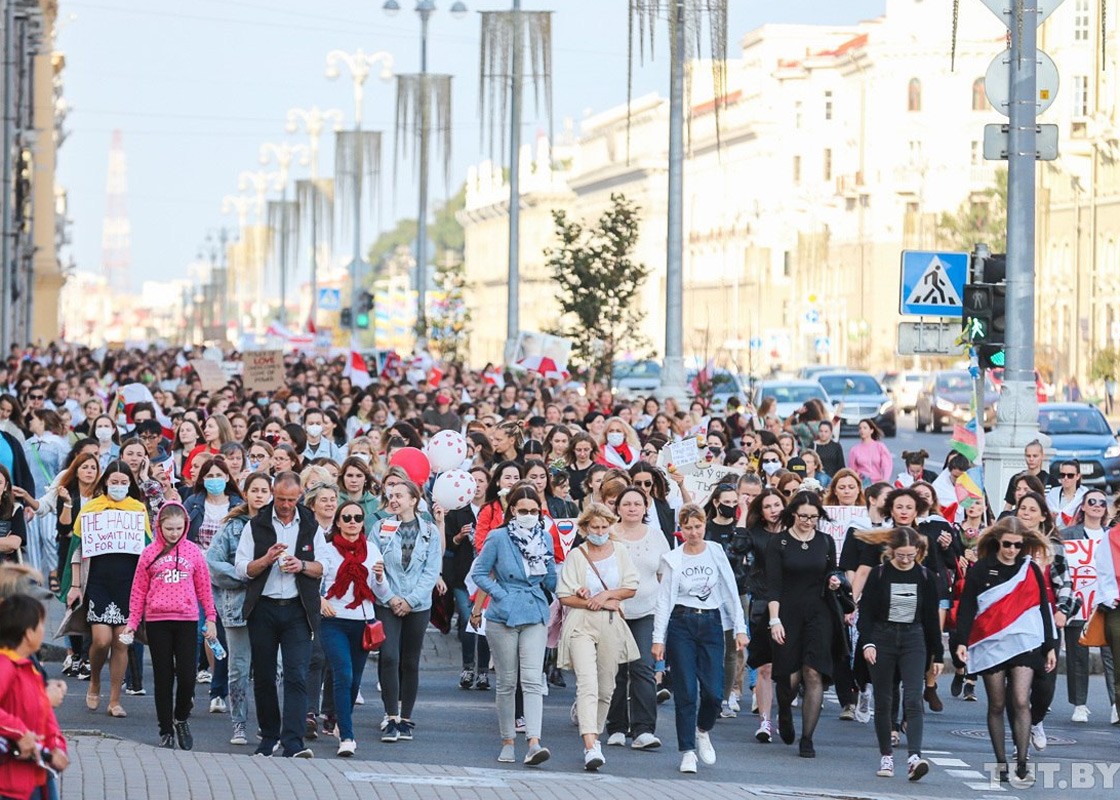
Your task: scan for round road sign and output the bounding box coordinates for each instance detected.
[984,48,1059,117]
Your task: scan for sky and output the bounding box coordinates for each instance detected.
[56,0,887,290]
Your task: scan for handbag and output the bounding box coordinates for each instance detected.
[1079,606,1107,647]
[362,619,385,651]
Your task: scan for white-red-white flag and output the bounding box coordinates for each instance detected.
[966,557,1046,674]
[344,349,372,389]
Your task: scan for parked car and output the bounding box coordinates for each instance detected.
[799,365,844,381]
[815,371,897,437]
[751,380,833,420]
[1039,403,1120,489]
[988,368,1048,404]
[706,370,751,413]
[612,360,661,396]
[914,370,999,433]
[881,370,926,414]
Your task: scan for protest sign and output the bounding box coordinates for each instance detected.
[820,506,871,564]
[554,518,578,557]
[683,465,743,504]
[658,438,705,472]
[189,359,228,392]
[242,350,285,393]
[1064,537,1100,623]
[80,509,147,558]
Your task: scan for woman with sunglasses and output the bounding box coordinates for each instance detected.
[319,501,390,757]
[956,518,1057,786]
[1061,489,1118,725]
[1046,460,1088,530]
[768,492,849,758]
[628,463,678,547]
[758,448,786,487]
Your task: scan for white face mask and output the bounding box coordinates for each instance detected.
[95,427,114,442]
[107,485,129,502]
[586,532,611,547]
[287,402,301,415]
[353,453,371,464]
[606,432,625,447]
[512,513,538,531]
[306,424,323,439]
[762,461,781,476]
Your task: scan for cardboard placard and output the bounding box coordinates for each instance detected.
[242,350,285,393]
[683,465,744,505]
[189,359,228,393]
[1064,537,1100,623]
[658,437,705,472]
[820,506,871,565]
[80,509,147,558]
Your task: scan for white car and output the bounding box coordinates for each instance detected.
[752,380,833,420]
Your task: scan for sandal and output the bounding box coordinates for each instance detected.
[107,704,127,718]
[49,572,61,594]
[85,693,101,711]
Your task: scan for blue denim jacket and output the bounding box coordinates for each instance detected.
[205,513,250,627]
[371,516,442,612]
[470,526,557,628]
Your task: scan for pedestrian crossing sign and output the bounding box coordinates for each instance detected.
[899,250,968,317]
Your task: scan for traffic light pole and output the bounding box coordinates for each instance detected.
[983,2,1049,503]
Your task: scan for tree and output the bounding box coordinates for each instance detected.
[1090,346,1120,382]
[367,186,466,274]
[936,168,1008,252]
[545,193,650,385]
[428,253,471,364]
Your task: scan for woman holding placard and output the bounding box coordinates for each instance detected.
[66,460,151,718]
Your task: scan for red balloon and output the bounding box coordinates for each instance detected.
[389,447,431,485]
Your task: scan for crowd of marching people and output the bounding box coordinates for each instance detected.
[0,343,1119,797]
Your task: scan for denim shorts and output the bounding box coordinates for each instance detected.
[939,598,951,610]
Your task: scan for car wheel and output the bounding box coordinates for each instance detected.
[884,425,897,438]
[916,410,926,432]
[932,414,943,434]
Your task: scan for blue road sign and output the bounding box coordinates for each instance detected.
[814,337,831,352]
[749,337,763,350]
[805,310,820,324]
[899,250,968,317]
[318,288,341,311]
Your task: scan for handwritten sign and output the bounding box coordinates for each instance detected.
[554,518,578,556]
[683,465,744,505]
[80,509,147,558]
[242,350,285,393]
[658,438,705,472]
[189,359,228,393]
[821,506,871,565]
[1064,537,1100,623]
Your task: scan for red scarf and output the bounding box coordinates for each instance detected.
[325,535,376,609]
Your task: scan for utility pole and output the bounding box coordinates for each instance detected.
[0,0,16,355]
[660,0,687,401]
[983,1,1048,502]
[503,0,523,366]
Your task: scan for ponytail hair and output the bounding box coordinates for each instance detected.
[855,525,928,564]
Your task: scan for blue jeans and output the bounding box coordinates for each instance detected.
[452,586,490,670]
[320,617,368,741]
[666,607,724,752]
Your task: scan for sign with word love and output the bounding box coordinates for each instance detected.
[242,350,285,393]
[554,518,578,556]
[820,506,871,565]
[1064,537,1100,623]
[80,509,148,558]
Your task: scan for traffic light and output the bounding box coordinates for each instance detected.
[340,308,352,328]
[978,344,1006,370]
[962,282,1006,345]
[356,310,370,329]
[357,291,374,313]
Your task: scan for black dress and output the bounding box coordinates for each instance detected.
[735,525,779,668]
[86,552,140,625]
[765,529,838,679]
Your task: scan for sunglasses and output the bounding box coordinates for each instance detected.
[761,458,780,465]
[28,394,44,400]
[634,480,653,488]
[1084,497,1108,507]
[1060,472,1078,478]
[340,513,365,523]
[1000,540,1024,550]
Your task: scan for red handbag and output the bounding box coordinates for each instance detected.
[362,619,386,652]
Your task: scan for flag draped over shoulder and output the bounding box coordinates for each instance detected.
[966,557,1044,674]
[116,383,174,438]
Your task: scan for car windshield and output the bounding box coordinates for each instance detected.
[818,375,882,396]
[763,385,825,404]
[1039,409,1112,436]
[936,374,972,392]
[616,361,659,379]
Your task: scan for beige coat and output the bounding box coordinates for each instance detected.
[555,542,640,670]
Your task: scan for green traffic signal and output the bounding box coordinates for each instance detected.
[356,312,370,329]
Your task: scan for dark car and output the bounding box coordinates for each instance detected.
[1040,403,1120,490]
[815,371,896,437]
[915,370,999,433]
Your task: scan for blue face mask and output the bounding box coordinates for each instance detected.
[204,477,227,495]
[107,485,129,502]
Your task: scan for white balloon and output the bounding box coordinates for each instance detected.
[426,430,469,473]
[432,469,475,512]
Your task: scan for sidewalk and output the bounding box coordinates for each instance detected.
[57,734,959,800]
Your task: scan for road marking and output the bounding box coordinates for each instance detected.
[947,768,986,779]
[931,757,970,767]
[346,772,506,788]
[966,782,1005,792]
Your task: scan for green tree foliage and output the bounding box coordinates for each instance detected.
[428,255,471,364]
[545,193,650,384]
[1090,346,1120,382]
[936,168,1008,252]
[367,186,466,273]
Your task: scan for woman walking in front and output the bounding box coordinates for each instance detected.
[855,526,942,781]
[470,484,557,766]
[557,503,640,770]
[652,504,747,774]
[955,518,1057,785]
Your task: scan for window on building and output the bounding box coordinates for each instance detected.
[783,252,792,278]
[971,140,982,165]
[823,148,832,181]
[793,155,801,184]
[794,100,802,129]
[906,201,919,216]
[1075,0,1090,41]
[972,78,987,111]
[824,91,833,121]
[908,78,922,112]
[908,140,923,164]
[1073,75,1090,117]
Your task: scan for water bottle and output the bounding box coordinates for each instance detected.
[118,631,134,646]
[209,638,227,661]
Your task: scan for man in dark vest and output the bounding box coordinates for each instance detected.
[235,471,327,758]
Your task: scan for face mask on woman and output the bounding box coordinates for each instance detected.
[512,513,538,531]
[306,424,324,439]
[717,503,737,519]
[762,461,781,476]
[95,426,114,443]
[586,532,611,547]
[606,432,625,448]
[107,485,129,502]
[353,453,371,465]
[204,477,227,495]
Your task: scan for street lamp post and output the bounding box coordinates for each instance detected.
[326,48,394,337]
[238,169,281,332]
[385,0,468,341]
[221,194,259,341]
[259,141,310,325]
[661,0,687,401]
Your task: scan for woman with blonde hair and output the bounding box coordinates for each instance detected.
[823,469,866,508]
[955,518,1056,785]
[596,418,640,470]
[557,503,640,770]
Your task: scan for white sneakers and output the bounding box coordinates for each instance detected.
[607,732,627,747]
[754,719,772,743]
[728,691,741,713]
[876,755,894,778]
[907,754,929,782]
[337,739,356,757]
[695,729,716,765]
[631,732,661,750]
[855,686,874,724]
[1030,722,1047,751]
[1071,705,1090,723]
[679,751,698,774]
[719,702,737,718]
[209,697,227,714]
[583,742,604,771]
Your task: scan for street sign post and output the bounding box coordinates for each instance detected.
[899,250,968,317]
[897,321,960,356]
[318,288,341,311]
[978,0,1064,27]
[983,124,1059,161]
[985,49,1059,117]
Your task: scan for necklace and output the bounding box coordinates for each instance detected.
[790,530,814,550]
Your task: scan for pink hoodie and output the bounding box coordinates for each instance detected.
[128,501,216,629]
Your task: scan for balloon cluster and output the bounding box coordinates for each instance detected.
[386,430,474,511]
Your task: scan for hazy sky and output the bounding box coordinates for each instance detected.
[57,0,886,289]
